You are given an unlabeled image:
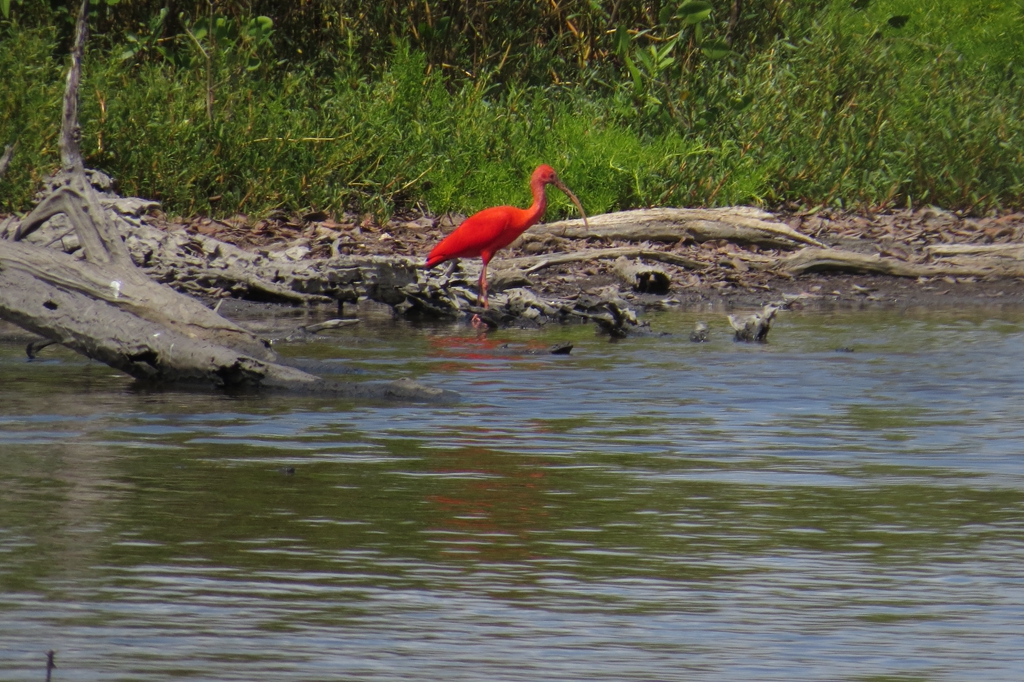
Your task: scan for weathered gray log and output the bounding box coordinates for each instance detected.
[19,175,135,267]
[503,246,706,272]
[526,207,826,249]
[0,261,452,400]
[0,235,453,398]
[486,267,533,292]
[612,256,670,294]
[120,219,421,305]
[926,243,1024,260]
[1,263,288,385]
[777,247,1024,278]
[0,236,275,360]
[3,193,456,396]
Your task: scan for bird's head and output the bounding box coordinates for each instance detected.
[533,164,559,185]
[533,164,589,230]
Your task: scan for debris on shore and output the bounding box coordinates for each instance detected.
[6,174,1024,340]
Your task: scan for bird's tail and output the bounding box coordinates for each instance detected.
[424,241,455,269]
[423,253,446,269]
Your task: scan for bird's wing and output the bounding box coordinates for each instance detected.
[425,206,516,267]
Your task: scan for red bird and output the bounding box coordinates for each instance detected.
[424,164,588,308]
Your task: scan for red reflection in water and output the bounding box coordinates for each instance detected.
[424,445,551,562]
[428,332,553,374]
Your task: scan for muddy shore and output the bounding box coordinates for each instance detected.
[166,205,1024,315]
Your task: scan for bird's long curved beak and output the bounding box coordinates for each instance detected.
[554,177,589,231]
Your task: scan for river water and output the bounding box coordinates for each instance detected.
[2,306,1024,681]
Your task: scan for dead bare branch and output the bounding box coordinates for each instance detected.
[527,207,825,249]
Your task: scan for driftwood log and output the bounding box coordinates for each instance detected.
[776,246,1024,279]
[1,170,452,399]
[526,207,827,249]
[926,243,1024,259]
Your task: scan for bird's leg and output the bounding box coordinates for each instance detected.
[470,261,490,331]
[478,262,489,309]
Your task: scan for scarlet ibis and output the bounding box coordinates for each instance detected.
[424,164,588,308]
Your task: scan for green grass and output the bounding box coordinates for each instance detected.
[838,0,1024,70]
[1,1,1023,218]
[0,26,63,208]
[71,47,694,219]
[720,9,1024,208]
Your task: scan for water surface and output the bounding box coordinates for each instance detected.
[2,307,1024,681]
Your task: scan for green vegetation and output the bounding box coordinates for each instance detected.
[1,1,1022,218]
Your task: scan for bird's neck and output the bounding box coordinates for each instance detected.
[523,178,549,226]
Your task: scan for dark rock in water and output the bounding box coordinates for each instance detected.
[835,346,855,353]
[728,305,778,342]
[495,341,573,356]
[575,288,640,338]
[690,321,709,343]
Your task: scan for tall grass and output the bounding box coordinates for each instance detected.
[1,1,1022,217]
[0,26,63,208]
[723,2,1024,208]
[76,46,697,219]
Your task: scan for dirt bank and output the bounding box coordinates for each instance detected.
[163,205,1024,314]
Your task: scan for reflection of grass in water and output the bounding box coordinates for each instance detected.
[531,413,711,435]
[843,404,927,431]
[857,611,945,624]
[846,463,986,481]
[773,308,1024,356]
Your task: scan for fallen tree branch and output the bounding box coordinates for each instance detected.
[777,247,1024,278]
[729,305,777,342]
[502,246,707,273]
[526,207,826,249]
[0,261,451,399]
[18,173,135,268]
[0,237,275,360]
[927,243,1024,259]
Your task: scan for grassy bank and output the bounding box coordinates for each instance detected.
[1,1,1021,218]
